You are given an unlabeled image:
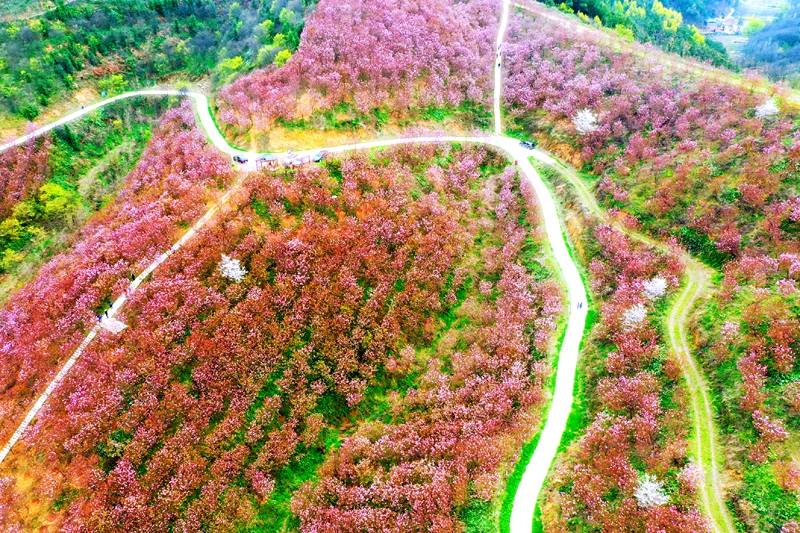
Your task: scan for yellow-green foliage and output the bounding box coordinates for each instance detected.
[615,24,635,42]
[742,18,766,36]
[652,0,682,32]
[217,55,244,83]
[614,0,646,19]
[273,32,287,47]
[97,74,127,96]
[6,23,20,38]
[38,183,79,222]
[690,25,705,44]
[275,49,292,67]
[558,2,575,13]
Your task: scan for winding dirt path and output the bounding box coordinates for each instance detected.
[667,260,736,533]
[0,2,748,529]
[0,123,588,533]
[529,155,735,533]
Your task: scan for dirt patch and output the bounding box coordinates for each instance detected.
[250,116,472,152]
[73,87,99,106]
[542,141,582,169]
[0,446,65,532]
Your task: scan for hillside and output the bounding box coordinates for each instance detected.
[2,0,800,532]
[500,6,800,530]
[535,0,732,66]
[0,0,316,130]
[741,2,800,87]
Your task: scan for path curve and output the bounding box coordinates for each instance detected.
[0,90,250,158]
[0,4,588,531]
[0,128,588,533]
[0,2,740,530]
[529,154,735,533]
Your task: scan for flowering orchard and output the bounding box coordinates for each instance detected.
[504,10,800,530]
[0,103,232,450]
[523,169,701,531]
[0,132,50,221]
[502,10,800,268]
[703,254,800,529]
[217,0,499,132]
[0,144,564,532]
[503,10,799,264]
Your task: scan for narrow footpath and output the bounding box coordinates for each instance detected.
[0,130,589,533]
[529,155,736,533]
[0,2,738,531]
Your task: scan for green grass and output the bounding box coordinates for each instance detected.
[499,429,544,533]
[0,98,168,302]
[461,499,497,533]
[738,464,800,531]
[556,308,597,455]
[247,432,341,533]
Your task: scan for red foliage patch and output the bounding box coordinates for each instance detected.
[0,134,51,220]
[1,144,562,533]
[0,103,232,446]
[217,0,499,131]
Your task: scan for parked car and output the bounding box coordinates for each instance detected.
[519,140,536,150]
[313,150,329,163]
[233,155,248,164]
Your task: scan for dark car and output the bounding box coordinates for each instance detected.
[313,150,329,163]
[519,140,536,150]
[233,155,248,164]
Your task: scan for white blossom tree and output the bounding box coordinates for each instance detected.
[634,474,669,508]
[573,109,599,135]
[623,303,647,329]
[219,254,247,282]
[755,99,779,120]
[643,276,667,300]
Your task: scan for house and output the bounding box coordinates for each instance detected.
[705,9,739,34]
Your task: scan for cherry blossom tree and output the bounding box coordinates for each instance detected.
[784,521,800,533]
[623,304,647,329]
[573,109,599,135]
[643,276,667,299]
[634,474,670,508]
[218,254,247,282]
[755,99,779,120]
